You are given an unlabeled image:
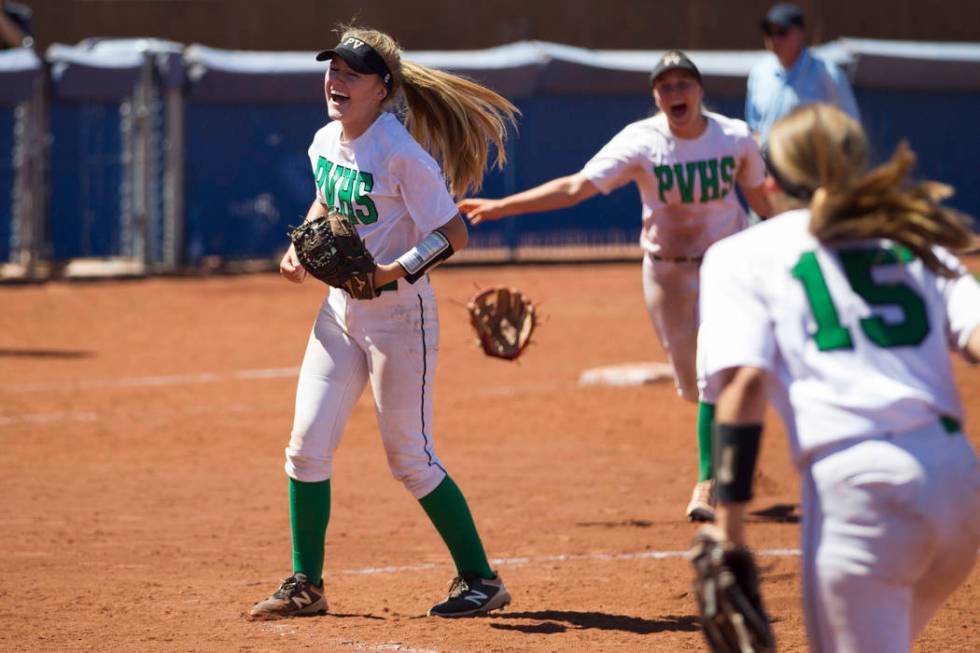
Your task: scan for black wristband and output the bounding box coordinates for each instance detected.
[713,423,763,504]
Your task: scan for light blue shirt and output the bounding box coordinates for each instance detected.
[745,48,860,142]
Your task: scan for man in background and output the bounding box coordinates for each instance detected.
[745,3,860,143]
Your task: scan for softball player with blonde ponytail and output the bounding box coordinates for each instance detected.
[248,25,518,620]
[700,103,980,651]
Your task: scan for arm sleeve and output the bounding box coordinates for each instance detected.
[580,124,646,195]
[736,133,767,189]
[699,240,778,378]
[390,145,460,233]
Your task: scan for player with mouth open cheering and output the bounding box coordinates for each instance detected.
[459,50,772,522]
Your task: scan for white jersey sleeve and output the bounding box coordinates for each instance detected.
[735,133,766,190]
[389,144,459,233]
[580,124,648,195]
[699,239,777,374]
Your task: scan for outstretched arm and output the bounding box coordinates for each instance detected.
[458,172,600,225]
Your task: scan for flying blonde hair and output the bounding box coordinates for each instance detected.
[767,103,975,277]
[336,25,519,198]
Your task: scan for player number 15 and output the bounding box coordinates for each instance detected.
[791,246,930,351]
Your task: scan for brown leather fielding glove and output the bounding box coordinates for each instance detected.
[467,286,537,360]
[289,213,377,300]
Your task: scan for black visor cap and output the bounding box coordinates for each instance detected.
[316,37,393,89]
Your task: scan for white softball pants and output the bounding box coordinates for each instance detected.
[284,280,447,499]
[642,253,702,402]
[802,421,980,652]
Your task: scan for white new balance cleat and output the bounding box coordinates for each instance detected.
[686,480,717,523]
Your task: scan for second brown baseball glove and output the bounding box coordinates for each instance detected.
[467,286,537,360]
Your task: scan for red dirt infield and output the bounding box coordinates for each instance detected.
[1,260,978,652]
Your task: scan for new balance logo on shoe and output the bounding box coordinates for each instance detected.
[464,589,488,606]
[291,591,315,608]
[248,573,328,621]
[428,572,511,618]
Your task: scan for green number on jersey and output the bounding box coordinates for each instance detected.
[791,252,853,351]
[792,247,929,351]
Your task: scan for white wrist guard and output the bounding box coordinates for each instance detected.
[396,231,454,284]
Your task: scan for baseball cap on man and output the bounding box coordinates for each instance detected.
[316,37,393,89]
[650,50,702,86]
[762,3,805,30]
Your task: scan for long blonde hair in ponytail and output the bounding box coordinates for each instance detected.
[767,103,975,277]
[336,25,519,198]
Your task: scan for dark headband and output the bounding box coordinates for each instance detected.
[761,144,813,200]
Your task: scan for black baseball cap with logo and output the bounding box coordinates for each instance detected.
[316,37,393,90]
[649,50,702,87]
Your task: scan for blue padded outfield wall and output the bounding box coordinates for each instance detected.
[182,103,325,262]
[48,102,125,259]
[856,88,980,225]
[2,39,979,269]
[176,39,980,264]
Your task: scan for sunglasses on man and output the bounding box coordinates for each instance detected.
[763,26,791,38]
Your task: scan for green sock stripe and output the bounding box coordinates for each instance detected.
[418,475,494,579]
[697,402,716,482]
[289,477,331,586]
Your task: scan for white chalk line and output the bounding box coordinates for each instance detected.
[259,628,438,653]
[338,548,802,577]
[0,411,98,426]
[0,404,266,429]
[335,641,439,653]
[2,366,564,396]
[3,366,301,393]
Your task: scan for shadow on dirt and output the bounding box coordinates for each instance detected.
[748,503,801,523]
[488,610,700,635]
[0,348,94,359]
[575,519,654,529]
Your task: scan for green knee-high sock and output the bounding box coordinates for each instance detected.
[418,475,494,580]
[289,477,331,586]
[697,402,716,483]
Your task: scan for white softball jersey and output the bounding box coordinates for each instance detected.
[307,112,458,264]
[286,111,460,498]
[699,208,980,464]
[581,111,765,258]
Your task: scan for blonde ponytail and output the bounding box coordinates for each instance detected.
[400,61,518,198]
[336,24,519,198]
[769,104,975,277]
